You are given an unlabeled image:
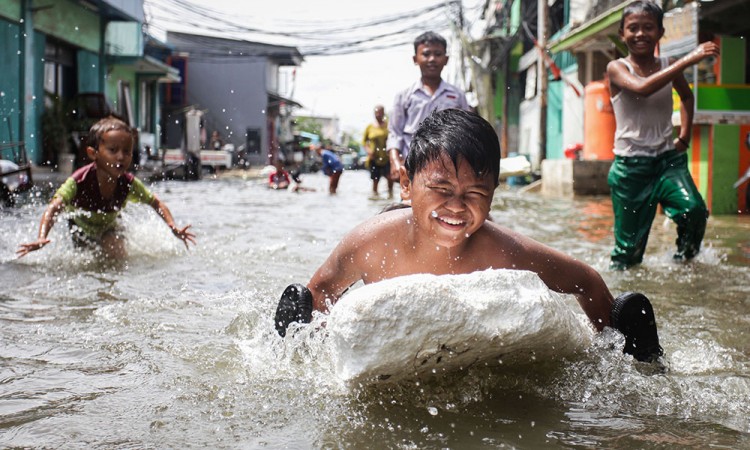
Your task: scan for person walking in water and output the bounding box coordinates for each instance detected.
[362,105,393,198]
[17,116,195,259]
[606,0,719,270]
[314,143,344,194]
[387,31,471,184]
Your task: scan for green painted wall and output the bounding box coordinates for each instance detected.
[77,50,101,92]
[494,70,504,122]
[720,36,746,85]
[546,80,563,160]
[697,125,710,199]
[697,86,750,111]
[28,30,44,163]
[106,65,137,116]
[0,0,20,21]
[507,44,522,130]
[712,124,740,214]
[0,18,21,143]
[33,0,100,53]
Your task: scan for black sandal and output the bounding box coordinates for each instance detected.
[274,284,313,337]
[611,292,664,362]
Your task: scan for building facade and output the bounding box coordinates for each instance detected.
[162,32,303,166]
[0,0,177,170]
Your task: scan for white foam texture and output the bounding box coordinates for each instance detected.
[327,269,594,384]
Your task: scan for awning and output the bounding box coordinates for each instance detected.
[548,0,635,54]
[267,92,302,109]
[132,55,181,83]
[109,54,181,83]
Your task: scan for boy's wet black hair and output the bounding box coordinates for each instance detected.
[405,108,500,187]
[87,115,134,150]
[413,31,447,53]
[619,0,664,32]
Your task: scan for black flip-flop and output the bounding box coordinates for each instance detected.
[274,283,313,337]
[611,292,664,362]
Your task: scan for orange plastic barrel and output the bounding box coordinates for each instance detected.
[583,81,616,160]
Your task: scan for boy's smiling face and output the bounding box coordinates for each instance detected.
[620,11,663,58]
[413,42,448,80]
[401,153,494,249]
[87,129,134,179]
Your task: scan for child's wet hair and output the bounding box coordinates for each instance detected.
[620,0,664,32]
[405,108,500,187]
[413,31,447,53]
[87,116,134,150]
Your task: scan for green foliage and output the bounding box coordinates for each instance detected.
[293,116,323,136]
[341,131,361,152]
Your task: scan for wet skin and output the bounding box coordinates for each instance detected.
[620,12,663,63]
[88,129,134,195]
[402,154,494,251]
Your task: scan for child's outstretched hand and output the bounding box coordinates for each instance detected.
[16,238,51,258]
[688,41,720,64]
[170,224,196,249]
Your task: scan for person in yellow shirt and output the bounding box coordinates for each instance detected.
[362,105,393,198]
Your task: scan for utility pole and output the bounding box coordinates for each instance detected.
[537,0,548,168]
[454,0,468,95]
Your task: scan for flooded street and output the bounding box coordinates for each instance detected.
[1,169,749,448]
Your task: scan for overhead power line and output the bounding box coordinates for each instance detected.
[143,0,463,59]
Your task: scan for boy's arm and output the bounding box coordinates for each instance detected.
[149,195,196,249]
[273,230,365,337]
[387,94,407,179]
[673,72,695,151]
[607,42,718,96]
[16,196,65,258]
[510,236,613,331]
[307,234,363,312]
[540,259,613,331]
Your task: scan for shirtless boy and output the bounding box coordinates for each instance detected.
[275,109,662,362]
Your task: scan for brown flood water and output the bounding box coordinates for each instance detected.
[1,169,748,448]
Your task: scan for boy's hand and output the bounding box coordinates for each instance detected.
[16,238,51,258]
[388,149,403,181]
[170,224,196,249]
[674,137,689,152]
[688,41,719,64]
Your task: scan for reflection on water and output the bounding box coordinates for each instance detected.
[1,170,749,448]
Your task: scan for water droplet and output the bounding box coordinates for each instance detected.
[430,210,438,218]
[427,406,438,416]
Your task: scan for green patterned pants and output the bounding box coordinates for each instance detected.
[608,150,708,269]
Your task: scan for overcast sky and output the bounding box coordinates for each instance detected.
[144,0,485,137]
